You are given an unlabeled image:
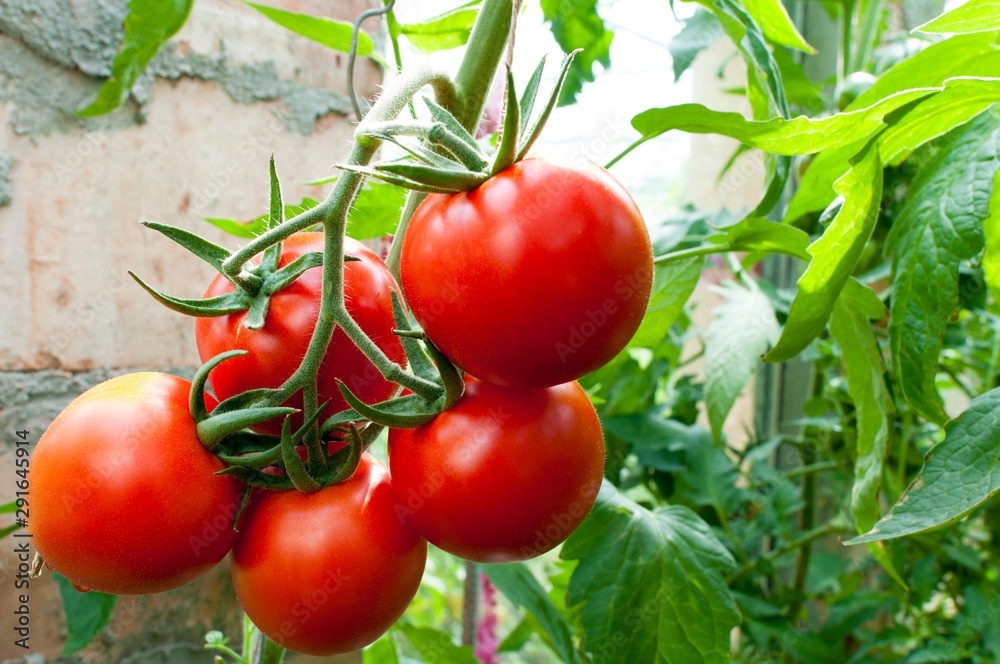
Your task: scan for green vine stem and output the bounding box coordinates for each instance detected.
[248,626,285,664]
[221,71,456,279]
[227,67,457,425]
[385,0,513,279]
[255,0,512,461]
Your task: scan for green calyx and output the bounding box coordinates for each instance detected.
[188,351,297,452]
[320,291,464,432]
[130,156,347,330]
[217,421,367,492]
[348,50,580,194]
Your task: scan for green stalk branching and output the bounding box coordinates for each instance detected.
[208,0,515,475]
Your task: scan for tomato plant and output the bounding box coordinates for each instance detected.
[196,232,405,434]
[229,453,427,656]
[388,377,605,562]
[401,158,654,389]
[29,372,243,595]
[23,0,1000,661]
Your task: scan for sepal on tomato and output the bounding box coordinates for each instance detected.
[280,416,322,493]
[334,384,442,429]
[490,67,520,176]
[130,272,252,317]
[197,407,298,451]
[216,444,283,470]
[212,388,283,416]
[390,290,442,386]
[132,159,354,329]
[319,290,465,430]
[351,50,580,194]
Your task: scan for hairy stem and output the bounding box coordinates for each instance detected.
[385,0,514,280]
[220,71,457,280]
[275,70,455,433]
[462,561,479,647]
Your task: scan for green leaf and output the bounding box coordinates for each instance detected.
[887,110,1000,423]
[630,85,947,157]
[841,279,887,320]
[540,0,613,105]
[348,182,408,240]
[562,483,739,664]
[772,46,824,112]
[142,221,231,274]
[77,0,194,116]
[0,523,21,539]
[54,573,117,655]
[517,51,580,162]
[765,142,882,363]
[697,0,791,216]
[130,272,252,317]
[395,622,478,664]
[0,500,17,514]
[680,426,742,514]
[245,3,372,55]
[364,633,400,663]
[204,198,319,239]
[852,0,887,73]
[498,619,535,652]
[717,216,810,258]
[829,298,905,588]
[698,0,788,116]
[484,564,582,664]
[399,3,479,53]
[519,57,548,134]
[741,0,814,52]
[847,386,1000,544]
[982,167,1000,302]
[915,0,1000,34]
[704,281,779,442]
[602,414,689,472]
[491,69,521,175]
[669,10,724,81]
[878,77,1000,165]
[630,257,701,348]
[786,32,1000,222]
[799,76,1000,210]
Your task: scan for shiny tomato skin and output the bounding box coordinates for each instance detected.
[388,377,605,563]
[230,454,427,656]
[196,233,405,434]
[400,158,653,389]
[29,373,243,595]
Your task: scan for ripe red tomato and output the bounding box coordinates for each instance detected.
[230,454,426,655]
[29,373,244,594]
[196,232,405,434]
[400,158,653,389]
[388,377,605,563]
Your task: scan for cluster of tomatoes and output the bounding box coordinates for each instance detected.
[28,157,653,656]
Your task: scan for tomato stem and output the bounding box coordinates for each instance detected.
[213,0,514,481]
[385,0,514,280]
[246,622,285,664]
[218,69,458,281]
